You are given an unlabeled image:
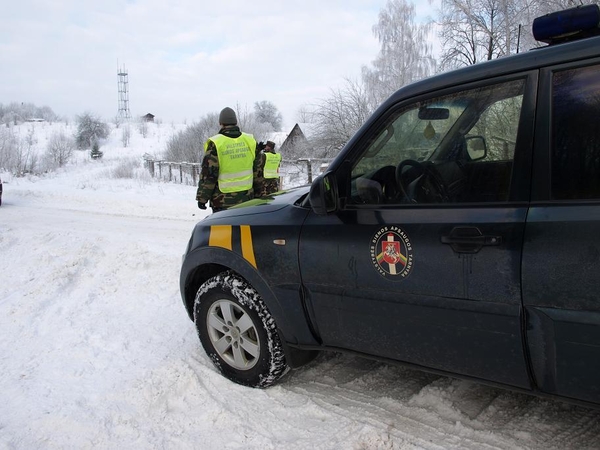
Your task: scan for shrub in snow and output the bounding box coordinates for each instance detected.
[45,132,75,168]
[109,157,139,179]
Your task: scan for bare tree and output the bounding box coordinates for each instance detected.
[137,120,149,138]
[46,132,75,168]
[362,0,436,106]
[234,103,275,142]
[0,127,39,174]
[437,0,561,70]
[164,106,278,163]
[0,128,21,171]
[295,105,316,124]
[310,78,373,158]
[307,0,435,159]
[163,113,219,163]
[20,126,38,173]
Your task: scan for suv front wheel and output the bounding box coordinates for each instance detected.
[193,271,288,387]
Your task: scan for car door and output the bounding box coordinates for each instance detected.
[299,74,536,388]
[523,60,600,404]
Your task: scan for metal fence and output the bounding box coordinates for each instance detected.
[143,158,333,189]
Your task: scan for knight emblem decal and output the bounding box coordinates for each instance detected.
[370,226,414,278]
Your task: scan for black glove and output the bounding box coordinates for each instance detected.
[197,201,207,210]
[257,141,266,151]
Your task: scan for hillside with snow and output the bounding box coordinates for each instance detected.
[1,122,599,449]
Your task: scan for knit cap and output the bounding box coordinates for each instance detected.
[219,107,237,125]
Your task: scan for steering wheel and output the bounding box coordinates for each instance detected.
[395,159,448,203]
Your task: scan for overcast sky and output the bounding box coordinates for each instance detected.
[1,0,438,129]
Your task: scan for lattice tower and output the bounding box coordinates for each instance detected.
[117,65,131,120]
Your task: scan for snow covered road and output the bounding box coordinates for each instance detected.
[1,171,599,450]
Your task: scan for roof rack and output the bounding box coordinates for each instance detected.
[533,4,600,45]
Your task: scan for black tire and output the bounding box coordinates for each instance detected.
[193,271,288,388]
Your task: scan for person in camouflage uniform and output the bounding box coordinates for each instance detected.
[196,107,260,212]
[253,140,281,198]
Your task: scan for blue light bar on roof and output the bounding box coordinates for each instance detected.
[533,4,600,44]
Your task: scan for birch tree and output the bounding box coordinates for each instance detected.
[362,0,436,106]
[309,0,435,158]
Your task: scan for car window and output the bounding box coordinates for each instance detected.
[349,79,525,205]
[551,63,600,200]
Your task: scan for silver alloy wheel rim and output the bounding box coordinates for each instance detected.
[206,298,260,370]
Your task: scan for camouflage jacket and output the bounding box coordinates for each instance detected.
[196,126,260,211]
[253,151,281,198]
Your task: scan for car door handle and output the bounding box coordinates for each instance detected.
[441,227,502,253]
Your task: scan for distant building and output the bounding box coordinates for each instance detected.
[279,123,317,157]
[277,123,331,188]
[142,113,155,122]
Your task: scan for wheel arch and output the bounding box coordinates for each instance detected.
[181,246,296,345]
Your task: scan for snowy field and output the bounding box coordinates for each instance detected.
[1,123,600,449]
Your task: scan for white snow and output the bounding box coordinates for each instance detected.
[1,123,599,449]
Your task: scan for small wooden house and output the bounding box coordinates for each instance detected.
[279,123,317,157]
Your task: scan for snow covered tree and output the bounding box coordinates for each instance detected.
[75,112,110,150]
[0,102,59,126]
[308,0,435,158]
[362,0,436,106]
[254,100,283,131]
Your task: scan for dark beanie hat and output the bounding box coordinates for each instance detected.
[219,107,237,125]
[266,140,276,149]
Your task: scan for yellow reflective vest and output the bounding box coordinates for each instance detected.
[263,152,282,179]
[208,133,256,193]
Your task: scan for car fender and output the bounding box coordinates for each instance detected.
[181,243,316,346]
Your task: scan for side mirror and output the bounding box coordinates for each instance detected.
[465,135,487,161]
[308,173,337,215]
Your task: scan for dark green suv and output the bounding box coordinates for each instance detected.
[180,5,600,409]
